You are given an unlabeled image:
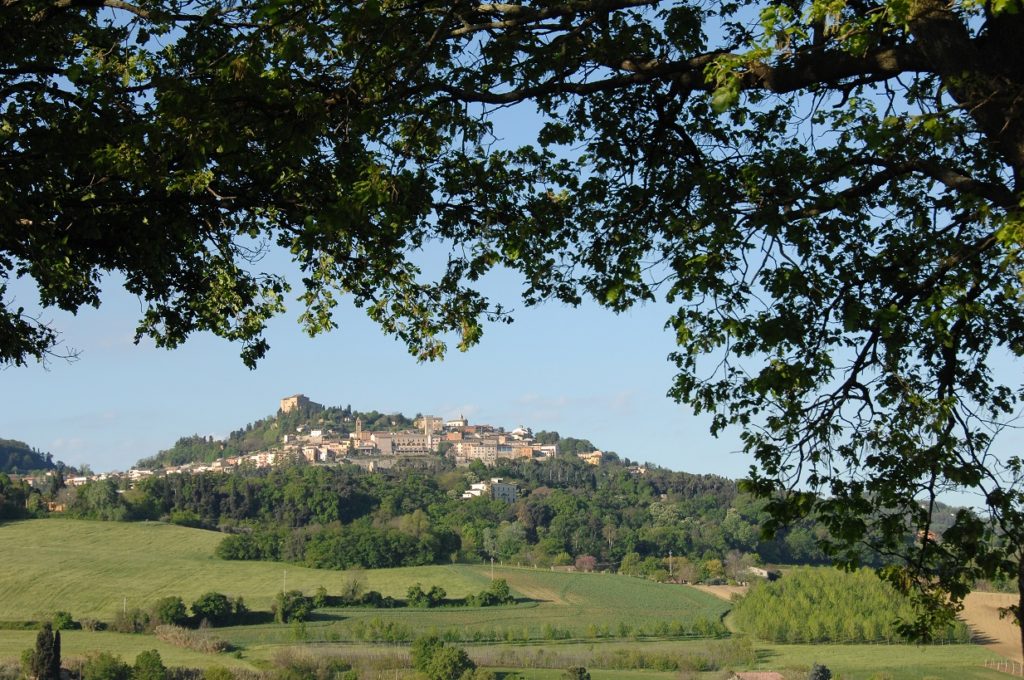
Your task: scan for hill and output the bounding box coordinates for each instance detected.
[135,402,414,469]
[0,519,728,628]
[0,439,55,474]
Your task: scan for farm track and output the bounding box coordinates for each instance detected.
[690,584,747,602]
[961,591,1021,662]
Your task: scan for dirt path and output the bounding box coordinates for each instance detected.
[961,591,1021,662]
[690,584,747,602]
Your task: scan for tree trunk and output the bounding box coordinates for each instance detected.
[1017,558,1024,664]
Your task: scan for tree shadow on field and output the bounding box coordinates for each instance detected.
[305,610,347,623]
[238,610,275,625]
[755,647,780,664]
[503,597,543,607]
[971,630,998,645]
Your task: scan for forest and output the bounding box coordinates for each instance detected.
[0,439,56,474]
[6,452,967,581]
[3,399,973,583]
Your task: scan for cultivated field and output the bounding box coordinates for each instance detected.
[0,519,492,617]
[962,591,1022,662]
[0,519,1011,679]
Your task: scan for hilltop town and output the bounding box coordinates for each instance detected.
[40,394,620,491]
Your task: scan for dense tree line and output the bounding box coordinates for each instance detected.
[216,519,458,570]
[55,455,851,573]
[0,472,38,519]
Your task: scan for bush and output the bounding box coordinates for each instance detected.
[563,668,591,680]
[270,650,354,680]
[312,586,328,609]
[51,611,76,631]
[110,608,150,634]
[190,592,231,626]
[202,667,234,680]
[465,579,515,607]
[464,670,495,680]
[356,590,398,608]
[151,597,188,627]
[133,650,166,680]
[406,583,446,608]
[82,652,131,680]
[80,618,105,632]
[273,590,313,623]
[809,664,832,680]
[154,625,230,654]
[411,635,444,672]
[424,646,475,680]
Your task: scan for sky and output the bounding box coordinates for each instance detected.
[1,263,749,476]
[0,69,749,479]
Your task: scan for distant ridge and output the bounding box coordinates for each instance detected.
[0,438,56,474]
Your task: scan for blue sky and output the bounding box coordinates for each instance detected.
[2,264,748,476]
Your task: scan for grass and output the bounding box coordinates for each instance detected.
[754,641,1007,679]
[0,629,251,669]
[0,519,1012,679]
[0,519,498,617]
[0,519,727,637]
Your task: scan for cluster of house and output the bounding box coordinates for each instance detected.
[18,396,625,504]
[461,477,518,502]
[112,394,611,481]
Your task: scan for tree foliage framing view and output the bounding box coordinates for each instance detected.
[4,0,1024,653]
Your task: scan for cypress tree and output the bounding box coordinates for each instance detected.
[49,630,60,680]
[30,623,57,680]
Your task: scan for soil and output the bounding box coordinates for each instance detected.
[961,591,1021,662]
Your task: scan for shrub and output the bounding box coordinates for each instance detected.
[151,597,188,627]
[80,618,104,632]
[407,583,445,608]
[133,650,166,680]
[357,590,398,608]
[424,646,475,680]
[273,590,313,623]
[339,572,365,604]
[563,668,591,680]
[51,611,76,631]
[465,670,495,680]
[111,608,150,634]
[191,592,232,626]
[465,579,515,607]
[411,635,444,672]
[168,509,205,528]
[809,664,832,680]
[202,667,234,680]
[231,596,247,620]
[154,625,230,654]
[82,652,131,680]
[270,649,354,680]
[313,586,328,609]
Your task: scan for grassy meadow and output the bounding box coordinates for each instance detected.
[0,519,1011,679]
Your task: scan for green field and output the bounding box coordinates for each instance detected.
[0,519,491,617]
[0,519,1010,679]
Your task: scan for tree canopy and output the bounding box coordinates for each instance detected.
[5,0,1024,649]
